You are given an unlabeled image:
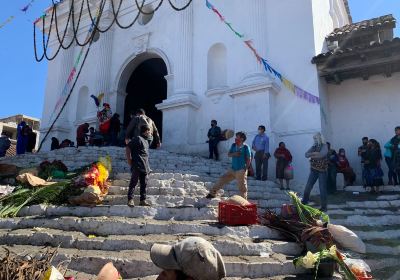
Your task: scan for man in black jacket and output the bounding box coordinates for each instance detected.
[207,120,221,161]
[390,126,400,181]
[0,132,11,158]
[126,124,152,207]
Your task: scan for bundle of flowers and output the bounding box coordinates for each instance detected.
[294,245,372,280]
[262,191,372,280]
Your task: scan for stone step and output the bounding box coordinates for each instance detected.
[0,216,281,239]
[331,215,400,227]
[0,245,305,278]
[0,228,302,257]
[115,172,280,188]
[327,208,400,216]
[17,204,218,221]
[355,227,400,241]
[102,194,288,210]
[345,185,399,193]
[64,270,342,280]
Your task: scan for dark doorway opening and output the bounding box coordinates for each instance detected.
[124,58,167,141]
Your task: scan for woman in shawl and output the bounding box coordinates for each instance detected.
[364,139,384,193]
[274,142,293,190]
[16,121,28,155]
[337,148,356,187]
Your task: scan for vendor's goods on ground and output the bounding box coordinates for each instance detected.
[262,191,372,280]
[0,156,112,217]
[218,196,258,226]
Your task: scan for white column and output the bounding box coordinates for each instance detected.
[88,7,114,118]
[242,0,269,82]
[55,31,75,126]
[173,0,193,95]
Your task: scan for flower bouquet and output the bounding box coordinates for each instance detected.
[294,245,370,280]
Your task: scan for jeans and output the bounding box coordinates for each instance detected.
[385,157,398,184]
[254,150,269,180]
[128,168,148,201]
[327,165,337,194]
[302,169,328,209]
[110,132,119,146]
[208,139,219,160]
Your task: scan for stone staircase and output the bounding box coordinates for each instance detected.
[0,146,399,279]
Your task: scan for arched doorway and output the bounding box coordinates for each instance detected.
[123,58,168,141]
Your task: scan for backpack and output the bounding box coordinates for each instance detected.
[134,115,150,137]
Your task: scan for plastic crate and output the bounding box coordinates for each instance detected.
[218,201,258,226]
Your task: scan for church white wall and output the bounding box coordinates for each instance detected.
[328,73,400,184]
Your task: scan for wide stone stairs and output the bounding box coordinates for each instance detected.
[0,147,399,279]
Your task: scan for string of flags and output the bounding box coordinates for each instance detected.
[0,0,37,30]
[205,0,321,105]
[34,0,66,24]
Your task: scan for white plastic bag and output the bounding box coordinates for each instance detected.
[327,224,366,254]
[43,266,64,280]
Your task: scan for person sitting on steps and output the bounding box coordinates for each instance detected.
[206,131,251,200]
[126,124,152,207]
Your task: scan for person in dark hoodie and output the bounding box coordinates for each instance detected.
[0,131,11,158]
[125,124,152,207]
[109,113,121,146]
[51,137,60,151]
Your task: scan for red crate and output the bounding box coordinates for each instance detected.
[218,201,258,226]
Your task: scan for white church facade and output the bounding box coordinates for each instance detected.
[39,0,400,184]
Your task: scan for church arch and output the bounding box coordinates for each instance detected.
[116,51,169,143]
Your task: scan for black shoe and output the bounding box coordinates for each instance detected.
[139,200,151,207]
[206,193,216,199]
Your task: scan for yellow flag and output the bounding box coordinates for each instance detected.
[282,77,295,93]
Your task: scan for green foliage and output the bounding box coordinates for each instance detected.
[288,191,329,224]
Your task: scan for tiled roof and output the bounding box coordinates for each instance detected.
[312,37,400,62]
[327,14,396,41]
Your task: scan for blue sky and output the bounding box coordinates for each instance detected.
[0,0,399,120]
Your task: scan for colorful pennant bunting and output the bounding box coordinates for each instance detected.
[206,0,320,106]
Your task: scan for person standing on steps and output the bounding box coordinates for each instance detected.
[207,120,221,161]
[109,113,121,146]
[206,132,251,199]
[358,137,369,187]
[274,142,293,190]
[384,139,398,186]
[150,237,226,280]
[125,108,161,149]
[390,126,400,185]
[76,123,89,147]
[252,125,270,181]
[301,133,329,212]
[326,142,338,195]
[0,131,11,158]
[126,124,152,207]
